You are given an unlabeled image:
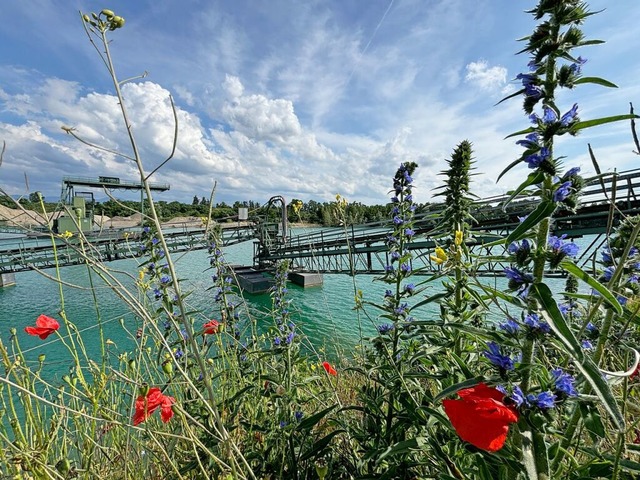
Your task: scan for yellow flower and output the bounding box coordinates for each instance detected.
[455,230,463,246]
[335,194,347,208]
[59,230,74,239]
[430,247,448,265]
[138,270,145,281]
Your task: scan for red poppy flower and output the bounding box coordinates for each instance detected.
[442,383,518,452]
[322,361,337,376]
[203,319,220,334]
[25,314,60,340]
[132,387,176,426]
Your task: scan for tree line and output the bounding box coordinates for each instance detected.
[1,192,406,227]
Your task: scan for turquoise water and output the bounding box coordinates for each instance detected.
[0,231,401,373]
[0,229,596,376]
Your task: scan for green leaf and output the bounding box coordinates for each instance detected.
[434,376,486,402]
[296,404,338,431]
[376,437,426,463]
[411,292,449,310]
[502,171,545,210]
[300,430,345,461]
[475,283,527,307]
[504,126,535,140]
[505,200,556,244]
[532,283,625,432]
[496,156,522,182]
[495,88,525,106]
[578,39,605,46]
[579,403,606,442]
[559,260,623,314]
[573,76,618,88]
[572,114,640,133]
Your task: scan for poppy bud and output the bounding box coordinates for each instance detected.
[127,359,136,372]
[162,359,173,375]
[38,354,46,363]
[138,384,150,397]
[101,9,114,17]
[9,328,16,336]
[83,14,90,22]
[56,458,71,475]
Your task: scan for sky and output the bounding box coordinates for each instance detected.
[1,0,639,207]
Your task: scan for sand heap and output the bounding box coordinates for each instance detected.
[0,205,203,230]
[0,204,49,228]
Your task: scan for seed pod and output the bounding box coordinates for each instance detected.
[101,9,115,17]
[112,16,125,28]
[38,354,46,363]
[82,14,90,23]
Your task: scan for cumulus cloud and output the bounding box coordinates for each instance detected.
[464,60,508,93]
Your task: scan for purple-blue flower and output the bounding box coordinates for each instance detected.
[524,313,551,334]
[542,106,558,124]
[548,235,579,257]
[569,56,587,75]
[377,323,394,334]
[551,368,579,397]
[504,267,534,293]
[553,181,572,202]
[524,147,551,169]
[483,342,516,371]
[581,339,594,350]
[529,391,556,409]
[499,317,521,335]
[394,303,409,315]
[525,84,543,99]
[585,322,598,335]
[563,166,581,179]
[516,133,541,150]
[560,103,579,127]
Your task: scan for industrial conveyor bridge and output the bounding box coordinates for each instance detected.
[0,169,639,278]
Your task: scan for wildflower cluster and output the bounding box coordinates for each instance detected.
[381,162,418,334]
[597,216,640,310]
[208,238,240,328]
[270,261,296,349]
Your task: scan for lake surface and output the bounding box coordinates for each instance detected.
[0,228,596,376]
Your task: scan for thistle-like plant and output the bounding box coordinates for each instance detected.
[490,1,640,477]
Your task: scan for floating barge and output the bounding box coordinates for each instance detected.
[232,266,323,294]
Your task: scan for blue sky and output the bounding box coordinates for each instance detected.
[1,0,639,206]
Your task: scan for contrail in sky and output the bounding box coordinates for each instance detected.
[345,0,395,87]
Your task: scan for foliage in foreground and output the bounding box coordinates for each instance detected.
[2,2,640,479]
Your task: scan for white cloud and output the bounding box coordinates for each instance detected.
[464,60,508,93]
